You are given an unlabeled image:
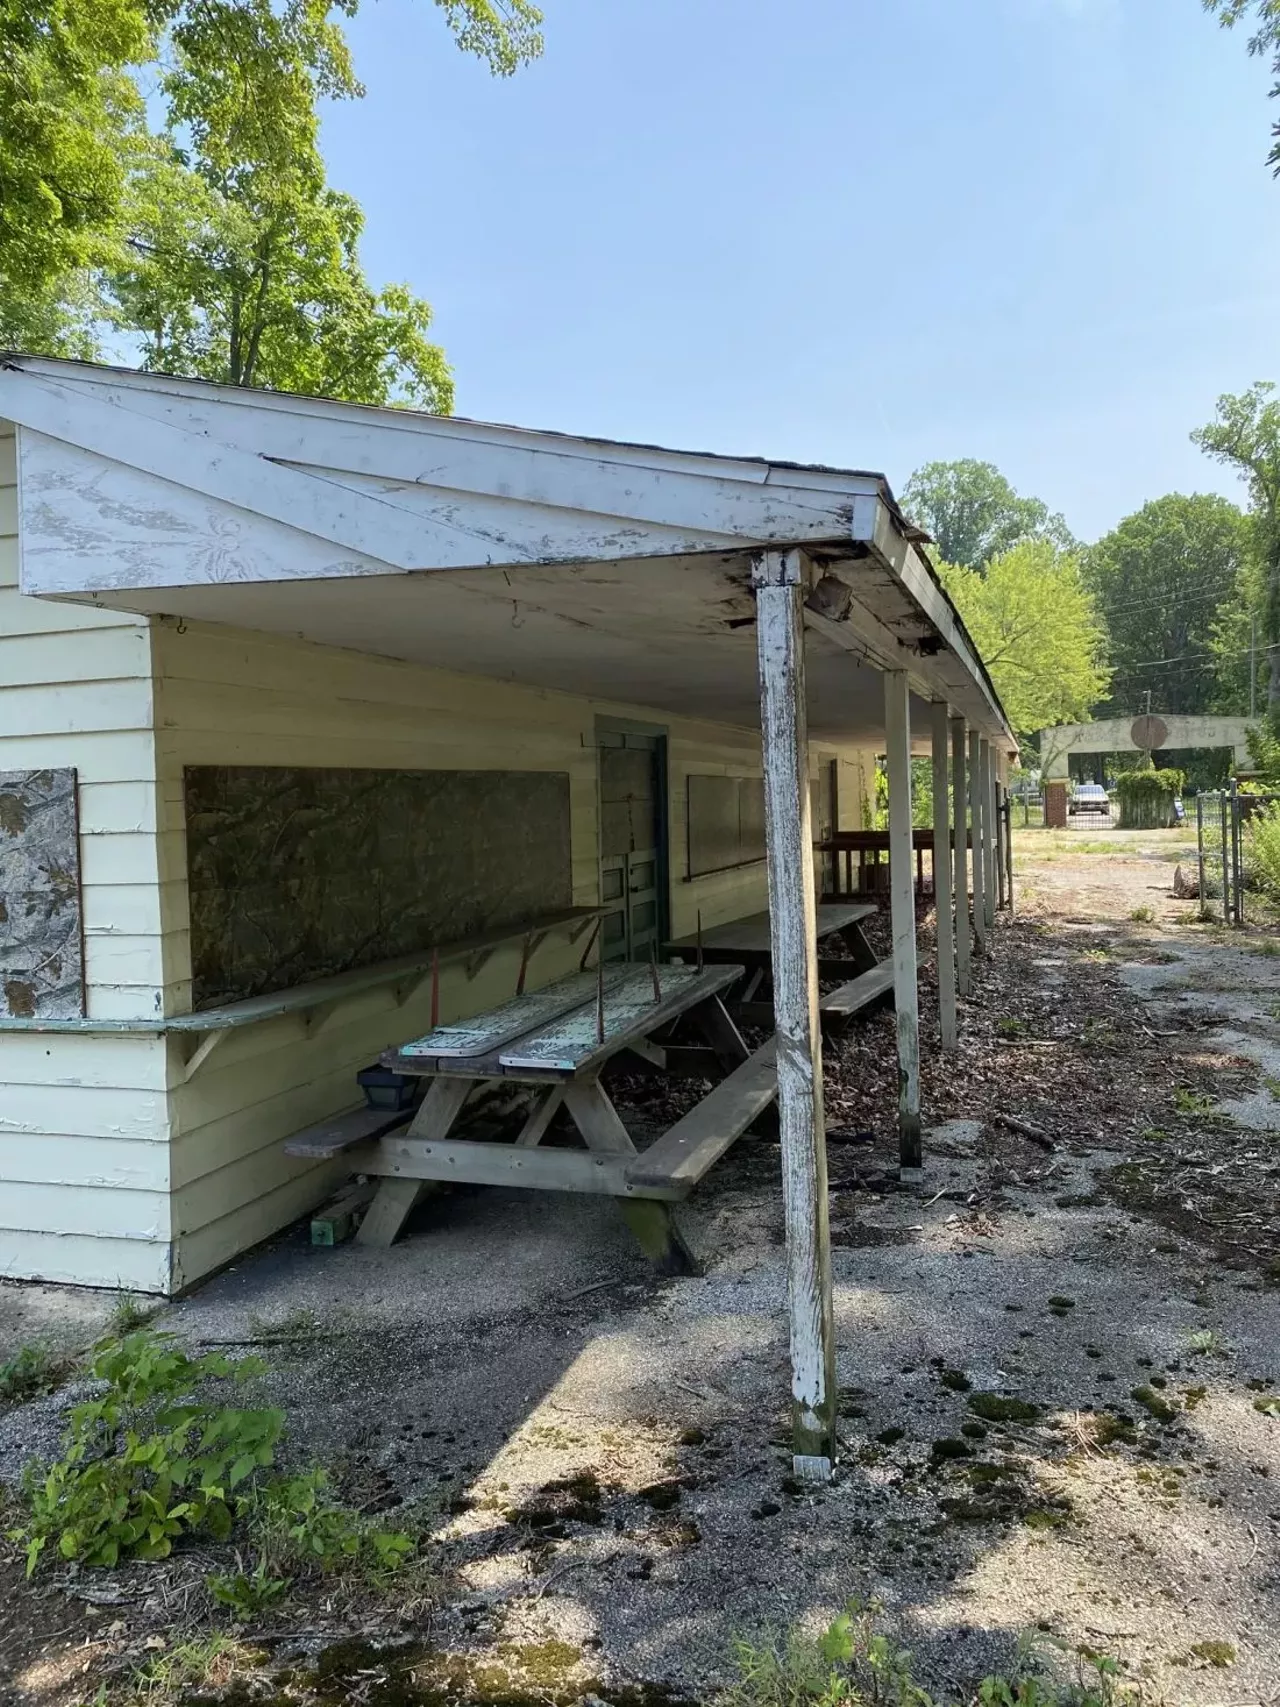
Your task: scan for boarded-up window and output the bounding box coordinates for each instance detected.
[185,766,572,1009]
[0,768,84,1018]
[686,774,766,878]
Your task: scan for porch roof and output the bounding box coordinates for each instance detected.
[0,354,1015,754]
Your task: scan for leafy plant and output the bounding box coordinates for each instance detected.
[723,1604,1137,1707]
[12,1330,281,1575]
[1172,1087,1215,1116]
[1244,801,1280,899]
[1127,905,1155,924]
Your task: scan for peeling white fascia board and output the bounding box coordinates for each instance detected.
[0,354,884,511]
[866,502,1014,748]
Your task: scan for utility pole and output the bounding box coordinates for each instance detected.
[1251,614,1257,719]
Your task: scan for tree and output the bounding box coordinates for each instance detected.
[1083,493,1250,718]
[940,541,1110,735]
[901,459,1075,571]
[0,0,149,349]
[0,0,543,401]
[1204,0,1280,171]
[1193,383,1280,713]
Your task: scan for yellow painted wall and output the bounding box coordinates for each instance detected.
[0,423,174,1291]
[151,619,862,1289]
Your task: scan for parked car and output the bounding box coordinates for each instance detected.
[1069,782,1111,816]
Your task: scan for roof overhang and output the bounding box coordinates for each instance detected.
[0,355,1016,755]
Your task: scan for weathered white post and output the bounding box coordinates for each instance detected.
[885,670,922,1171]
[982,740,997,930]
[969,729,987,953]
[753,548,836,1480]
[931,700,957,1050]
[950,715,971,995]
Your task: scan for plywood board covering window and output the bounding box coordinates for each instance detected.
[185,766,572,1007]
[686,773,766,878]
[0,768,84,1018]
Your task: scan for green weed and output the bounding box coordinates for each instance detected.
[110,1293,156,1337]
[12,1332,280,1575]
[122,1632,249,1703]
[8,1329,419,1606]
[1172,1087,1215,1116]
[1186,1328,1226,1357]
[0,1343,68,1407]
[1128,906,1155,924]
[723,1603,1138,1707]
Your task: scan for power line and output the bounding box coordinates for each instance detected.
[1099,580,1236,618]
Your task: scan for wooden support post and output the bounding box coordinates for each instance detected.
[950,716,971,996]
[1005,788,1015,913]
[969,729,987,953]
[996,784,1008,908]
[753,548,836,1481]
[931,701,957,1051]
[982,740,997,930]
[885,670,922,1172]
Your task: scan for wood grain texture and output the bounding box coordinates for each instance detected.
[969,729,987,953]
[754,550,835,1473]
[950,716,971,997]
[981,740,997,932]
[885,672,921,1167]
[931,702,957,1051]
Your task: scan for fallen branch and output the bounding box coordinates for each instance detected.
[993,1114,1055,1151]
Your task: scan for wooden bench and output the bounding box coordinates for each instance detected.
[624,1038,777,1197]
[284,1104,415,1160]
[819,961,895,1022]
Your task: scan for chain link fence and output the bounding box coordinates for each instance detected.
[1196,787,1280,924]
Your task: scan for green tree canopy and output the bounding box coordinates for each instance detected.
[0,0,544,404]
[1083,493,1250,718]
[901,459,1075,571]
[940,540,1109,735]
[1204,0,1280,171]
[1193,383,1280,713]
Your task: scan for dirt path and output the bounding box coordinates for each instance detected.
[2,827,1279,1707]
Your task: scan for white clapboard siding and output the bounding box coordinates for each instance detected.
[0,1083,171,1140]
[0,420,174,1293]
[4,1180,169,1240]
[0,1230,171,1293]
[0,1133,167,1191]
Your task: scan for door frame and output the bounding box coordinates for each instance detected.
[595,716,671,958]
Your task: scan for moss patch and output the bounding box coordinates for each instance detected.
[1131,1385,1177,1423]
[967,1393,1041,1423]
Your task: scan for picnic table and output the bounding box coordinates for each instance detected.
[286,960,777,1272]
[664,900,892,1027]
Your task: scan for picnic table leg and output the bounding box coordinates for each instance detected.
[563,1080,697,1275]
[687,993,750,1072]
[357,1075,472,1247]
[836,922,879,974]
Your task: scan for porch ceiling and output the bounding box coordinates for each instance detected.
[80,551,959,747]
[1,354,1016,754]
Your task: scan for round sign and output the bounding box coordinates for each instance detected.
[1130,714,1168,752]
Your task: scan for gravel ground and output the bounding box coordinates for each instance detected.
[2,827,1279,1707]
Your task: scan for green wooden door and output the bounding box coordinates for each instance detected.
[598,730,666,963]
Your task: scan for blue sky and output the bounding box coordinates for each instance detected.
[321,0,1280,542]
